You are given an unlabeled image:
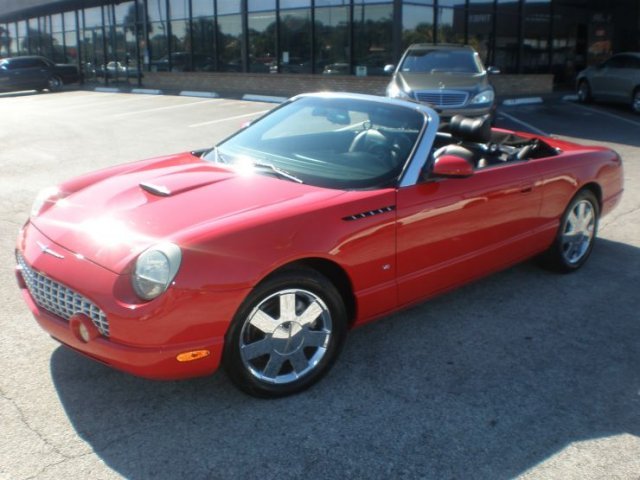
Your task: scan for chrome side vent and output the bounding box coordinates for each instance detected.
[343,205,396,221]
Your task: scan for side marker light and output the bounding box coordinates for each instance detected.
[176,350,211,362]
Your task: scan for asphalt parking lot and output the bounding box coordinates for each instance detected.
[1,89,639,480]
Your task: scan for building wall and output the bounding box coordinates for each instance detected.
[0,0,637,89]
[142,70,554,98]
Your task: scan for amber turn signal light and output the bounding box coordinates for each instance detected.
[176,350,211,362]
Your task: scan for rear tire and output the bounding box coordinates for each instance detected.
[540,190,599,273]
[577,80,592,103]
[223,268,347,398]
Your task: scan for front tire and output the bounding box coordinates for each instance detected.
[223,268,347,397]
[541,190,599,273]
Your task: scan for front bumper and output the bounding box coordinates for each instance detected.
[16,222,250,380]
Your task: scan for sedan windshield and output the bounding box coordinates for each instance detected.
[203,97,426,189]
[400,49,483,74]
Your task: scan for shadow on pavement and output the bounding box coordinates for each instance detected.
[50,238,640,479]
[496,101,640,148]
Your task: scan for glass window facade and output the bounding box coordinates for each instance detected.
[0,0,637,84]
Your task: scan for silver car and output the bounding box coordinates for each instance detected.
[576,52,640,114]
[385,44,499,118]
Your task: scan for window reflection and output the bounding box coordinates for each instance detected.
[403,4,433,49]
[192,2,216,72]
[315,3,349,75]
[353,2,393,76]
[280,6,312,73]
[248,8,276,73]
[218,11,242,72]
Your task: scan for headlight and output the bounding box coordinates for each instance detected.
[132,243,182,300]
[31,186,63,217]
[470,89,495,105]
[386,82,411,100]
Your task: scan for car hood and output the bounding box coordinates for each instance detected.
[396,71,489,92]
[32,153,344,273]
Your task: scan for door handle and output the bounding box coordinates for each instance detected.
[520,184,534,193]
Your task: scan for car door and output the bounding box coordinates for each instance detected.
[2,58,29,90]
[22,58,50,89]
[590,56,625,99]
[395,157,544,306]
[621,55,640,99]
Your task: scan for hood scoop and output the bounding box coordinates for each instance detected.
[140,182,171,196]
[139,169,234,197]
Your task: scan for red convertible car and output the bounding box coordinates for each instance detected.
[16,93,623,397]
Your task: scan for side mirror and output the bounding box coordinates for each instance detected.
[431,155,474,178]
[383,64,395,75]
[487,66,501,75]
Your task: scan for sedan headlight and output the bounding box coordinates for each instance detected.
[470,89,495,105]
[386,82,412,100]
[31,186,64,218]
[132,243,182,300]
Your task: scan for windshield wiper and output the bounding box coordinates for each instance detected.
[206,148,303,183]
[252,161,303,184]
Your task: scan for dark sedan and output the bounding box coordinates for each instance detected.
[0,56,80,93]
[385,45,499,119]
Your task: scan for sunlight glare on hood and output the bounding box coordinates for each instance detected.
[82,217,136,247]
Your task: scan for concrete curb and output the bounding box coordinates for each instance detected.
[94,87,122,93]
[242,94,288,104]
[179,90,219,98]
[502,97,544,106]
[131,88,162,95]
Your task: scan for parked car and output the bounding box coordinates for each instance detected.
[576,52,640,113]
[385,44,499,118]
[0,56,80,92]
[152,52,216,72]
[103,61,140,79]
[16,93,623,397]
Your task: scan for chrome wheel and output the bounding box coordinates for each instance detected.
[632,90,640,114]
[240,288,332,385]
[561,199,596,265]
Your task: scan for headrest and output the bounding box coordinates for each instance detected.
[449,114,491,144]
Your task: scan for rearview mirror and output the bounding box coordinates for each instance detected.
[487,66,501,75]
[384,64,395,75]
[431,155,474,178]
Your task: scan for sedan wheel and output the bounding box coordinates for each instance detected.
[541,190,599,272]
[224,269,347,397]
[577,81,591,103]
[632,90,640,114]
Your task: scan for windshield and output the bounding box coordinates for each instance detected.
[400,49,483,74]
[203,97,426,189]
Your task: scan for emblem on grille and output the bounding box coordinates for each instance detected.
[36,241,65,259]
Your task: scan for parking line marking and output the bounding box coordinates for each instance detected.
[565,102,640,128]
[189,110,269,128]
[497,110,549,136]
[111,98,228,118]
[56,93,160,111]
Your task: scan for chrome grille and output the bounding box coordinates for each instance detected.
[16,253,109,336]
[414,90,469,108]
